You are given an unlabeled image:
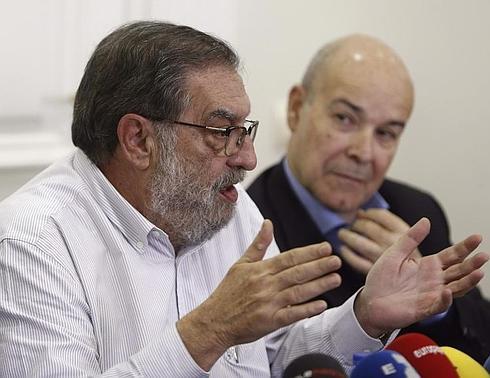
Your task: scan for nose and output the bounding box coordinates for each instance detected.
[226,136,257,171]
[347,129,374,163]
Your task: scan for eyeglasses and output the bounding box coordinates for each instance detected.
[164,119,259,156]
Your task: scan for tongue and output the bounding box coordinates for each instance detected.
[220,185,238,203]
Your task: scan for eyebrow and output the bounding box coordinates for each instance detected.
[330,98,364,115]
[205,108,239,123]
[330,98,406,128]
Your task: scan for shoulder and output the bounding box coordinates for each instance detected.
[247,162,290,217]
[0,154,87,245]
[380,178,436,201]
[380,178,445,213]
[247,163,282,199]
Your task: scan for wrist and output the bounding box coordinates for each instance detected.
[177,306,230,371]
[354,289,390,339]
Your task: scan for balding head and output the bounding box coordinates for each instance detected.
[302,34,413,106]
[286,34,414,221]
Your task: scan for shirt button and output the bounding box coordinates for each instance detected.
[136,241,144,249]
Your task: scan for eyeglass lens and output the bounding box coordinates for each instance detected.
[225,123,257,155]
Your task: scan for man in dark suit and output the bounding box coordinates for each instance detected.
[248,34,490,363]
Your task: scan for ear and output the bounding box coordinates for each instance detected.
[116,113,156,170]
[287,85,307,133]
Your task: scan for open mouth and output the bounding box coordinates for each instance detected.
[219,184,238,203]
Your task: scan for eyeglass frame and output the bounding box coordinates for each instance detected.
[156,118,259,156]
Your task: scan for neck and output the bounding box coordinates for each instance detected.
[144,210,185,252]
[100,160,147,212]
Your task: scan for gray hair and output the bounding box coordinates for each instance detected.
[72,20,240,165]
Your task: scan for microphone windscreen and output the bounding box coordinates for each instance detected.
[283,353,347,378]
[352,351,372,366]
[385,333,458,377]
[484,355,490,372]
[350,350,420,377]
[441,346,489,378]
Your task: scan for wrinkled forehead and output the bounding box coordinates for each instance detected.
[183,66,251,122]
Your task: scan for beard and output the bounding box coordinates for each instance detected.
[148,129,245,248]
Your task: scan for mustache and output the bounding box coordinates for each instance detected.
[212,168,245,191]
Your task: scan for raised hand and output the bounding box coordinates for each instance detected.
[177,219,342,370]
[354,218,489,338]
[338,209,421,275]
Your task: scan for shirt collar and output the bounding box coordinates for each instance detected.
[73,149,161,253]
[282,158,388,236]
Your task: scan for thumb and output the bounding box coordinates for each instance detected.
[241,219,274,263]
[387,217,431,260]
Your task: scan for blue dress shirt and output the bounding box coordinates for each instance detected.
[283,159,388,253]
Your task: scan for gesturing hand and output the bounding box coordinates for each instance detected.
[177,219,342,370]
[354,218,489,338]
[338,209,421,275]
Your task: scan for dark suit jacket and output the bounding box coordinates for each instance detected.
[247,162,490,363]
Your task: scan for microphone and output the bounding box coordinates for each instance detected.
[385,333,458,377]
[352,351,372,366]
[484,355,490,372]
[282,353,347,378]
[441,346,489,377]
[350,350,420,377]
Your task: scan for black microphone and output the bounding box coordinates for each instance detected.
[283,353,347,378]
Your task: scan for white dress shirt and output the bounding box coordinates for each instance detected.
[0,149,386,377]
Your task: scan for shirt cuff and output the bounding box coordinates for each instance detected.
[418,308,450,326]
[328,290,399,362]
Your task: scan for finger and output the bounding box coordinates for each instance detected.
[266,242,332,274]
[339,245,373,275]
[276,272,342,308]
[349,218,395,247]
[444,251,489,283]
[338,228,382,261]
[358,208,409,232]
[240,219,274,263]
[275,255,342,289]
[438,234,482,269]
[385,217,431,260]
[273,299,328,327]
[447,269,485,297]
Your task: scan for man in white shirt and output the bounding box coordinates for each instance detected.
[0,21,487,377]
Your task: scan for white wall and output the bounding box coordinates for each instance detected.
[1,0,489,296]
